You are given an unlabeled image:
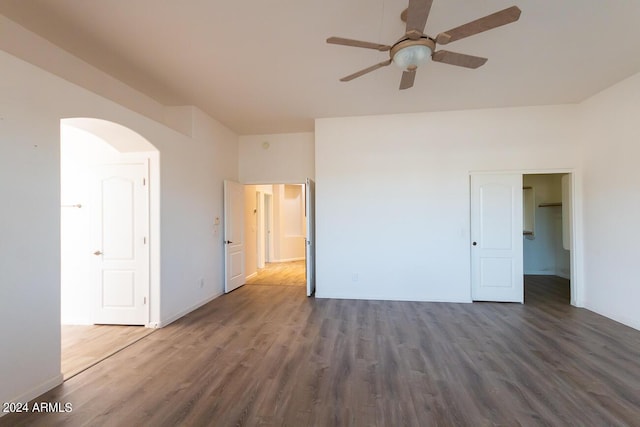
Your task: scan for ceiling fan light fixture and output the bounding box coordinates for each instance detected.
[326,3,522,90]
[392,44,432,69]
[390,38,435,71]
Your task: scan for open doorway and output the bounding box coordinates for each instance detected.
[60,118,159,379]
[470,171,578,306]
[523,173,571,306]
[243,184,307,287]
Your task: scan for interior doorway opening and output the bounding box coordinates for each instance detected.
[244,184,307,287]
[60,118,159,379]
[523,173,572,305]
[471,171,579,306]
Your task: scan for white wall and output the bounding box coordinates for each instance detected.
[315,106,580,302]
[0,71,63,408]
[158,107,239,325]
[244,185,258,278]
[277,184,306,261]
[61,126,120,324]
[239,132,314,183]
[523,174,570,278]
[0,50,238,406]
[0,15,190,136]
[580,72,640,330]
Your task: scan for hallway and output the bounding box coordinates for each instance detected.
[245,260,305,287]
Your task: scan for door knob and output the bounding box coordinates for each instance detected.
[472,242,477,246]
[225,240,233,244]
[93,250,103,256]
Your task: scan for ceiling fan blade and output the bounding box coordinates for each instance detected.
[405,0,434,38]
[432,50,488,69]
[399,70,416,90]
[327,37,391,51]
[340,59,392,82]
[436,6,521,45]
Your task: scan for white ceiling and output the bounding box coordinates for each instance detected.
[2,0,640,135]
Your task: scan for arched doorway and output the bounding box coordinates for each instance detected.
[60,118,160,378]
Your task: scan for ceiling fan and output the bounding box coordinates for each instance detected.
[326,0,521,90]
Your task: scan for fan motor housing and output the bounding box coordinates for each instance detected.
[390,37,436,61]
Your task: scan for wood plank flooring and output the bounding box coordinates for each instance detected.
[245,260,305,287]
[61,325,155,380]
[3,276,640,426]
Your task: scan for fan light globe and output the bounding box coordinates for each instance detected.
[392,44,432,69]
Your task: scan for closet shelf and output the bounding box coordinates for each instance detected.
[538,202,562,207]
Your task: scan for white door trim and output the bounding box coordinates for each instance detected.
[305,178,316,297]
[469,169,583,307]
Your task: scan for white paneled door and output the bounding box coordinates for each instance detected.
[305,178,316,297]
[224,180,245,293]
[94,162,149,325]
[471,174,523,302]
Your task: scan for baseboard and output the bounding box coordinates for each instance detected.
[314,292,472,304]
[585,304,640,332]
[1,373,64,417]
[157,291,223,328]
[245,272,257,280]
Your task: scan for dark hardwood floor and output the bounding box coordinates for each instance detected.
[2,276,640,426]
[61,325,155,380]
